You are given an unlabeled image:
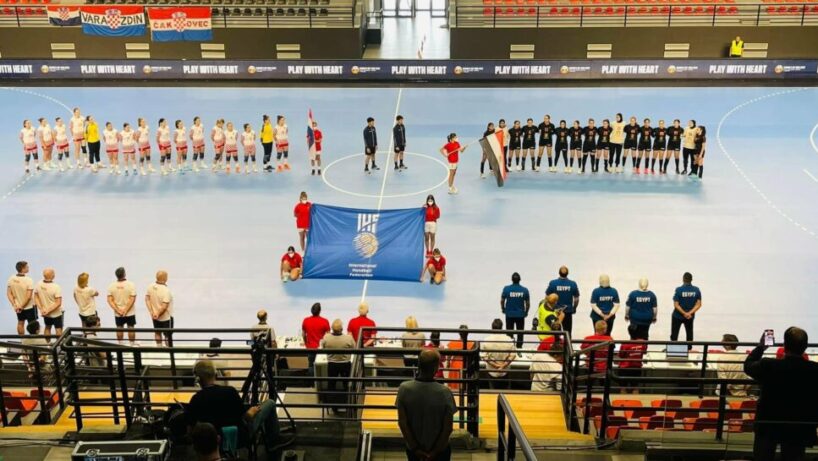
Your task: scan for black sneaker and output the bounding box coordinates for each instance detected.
[400,164,407,170]
[372,164,380,170]
[365,168,371,175]
[311,170,315,176]
[317,169,321,176]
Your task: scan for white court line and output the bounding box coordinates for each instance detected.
[321,151,449,199]
[717,87,818,240]
[810,122,818,156]
[360,88,404,303]
[804,169,818,183]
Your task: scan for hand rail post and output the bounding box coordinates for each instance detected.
[715,382,728,441]
[699,345,708,397]
[168,331,178,390]
[31,349,50,423]
[52,346,65,410]
[599,343,615,440]
[65,345,83,430]
[106,350,120,425]
[115,350,132,428]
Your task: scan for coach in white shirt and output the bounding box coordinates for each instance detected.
[7,261,37,336]
[107,267,137,344]
[35,268,63,341]
[146,270,173,346]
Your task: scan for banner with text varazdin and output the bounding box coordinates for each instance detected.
[80,6,146,37]
[303,204,425,282]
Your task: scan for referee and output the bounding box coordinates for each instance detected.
[363,117,378,175]
[501,272,530,349]
[545,266,580,337]
[393,115,407,171]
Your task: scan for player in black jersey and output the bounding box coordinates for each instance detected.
[636,118,653,174]
[537,115,555,173]
[480,122,495,178]
[508,120,522,171]
[581,119,597,174]
[692,125,707,179]
[521,118,537,171]
[569,120,583,174]
[652,120,668,174]
[597,119,612,173]
[554,120,569,173]
[623,116,640,172]
[665,119,683,174]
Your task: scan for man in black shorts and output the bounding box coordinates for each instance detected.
[363,117,379,175]
[393,115,407,171]
[537,115,555,173]
[7,260,37,336]
[521,118,537,171]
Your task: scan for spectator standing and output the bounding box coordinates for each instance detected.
[7,260,36,336]
[671,272,702,347]
[74,272,99,325]
[321,319,356,415]
[445,325,475,391]
[536,293,564,341]
[146,270,174,346]
[711,334,750,397]
[590,274,619,335]
[396,349,456,461]
[618,324,647,394]
[347,303,377,347]
[293,191,311,252]
[545,266,580,336]
[107,267,137,344]
[251,310,276,347]
[302,302,331,366]
[625,278,657,340]
[481,319,517,389]
[35,268,63,341]
[580,320,613,374]
[745,327,818,461]
[401,316,426,369]
[501,272,530,349]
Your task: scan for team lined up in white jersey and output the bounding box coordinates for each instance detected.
[17,108,322,176]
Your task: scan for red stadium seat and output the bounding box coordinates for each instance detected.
[30,390,59,410]
[612,399,655,419]
[727,418,753,433]
[683,417,719,431]
[527,7,536,14]
[639,415,675,430]
[615,6,624,13]
[577,397,604,417]
[4,396,37,417]
[651,399,683,419]
[571,6,580,14]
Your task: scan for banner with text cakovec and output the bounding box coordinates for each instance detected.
[148,7,212,42]
[303,204,425,282]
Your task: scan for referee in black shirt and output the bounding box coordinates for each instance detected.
[363,117,379,175]
[393,115,407,171]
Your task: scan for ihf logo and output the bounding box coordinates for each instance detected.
[354,213,380,258]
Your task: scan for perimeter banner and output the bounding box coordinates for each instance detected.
[303,204,425,282]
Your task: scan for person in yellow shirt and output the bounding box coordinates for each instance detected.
[536,294,564,340]
[260,114,274,172]
[85,115,101,173]
[729,36,743,58]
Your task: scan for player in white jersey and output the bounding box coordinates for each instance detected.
[70,107,87,168]
[274,115,290,172]
[190,116,208,172]
[211,119,225,172]
[224,122,239,174]
[119,122,138,175]
[137,118,154,175]
[156,118,172,175]
[174,120,188,173]
[36,118,55,171]
[19,119,39,174]
[103,122,120,175]
[54,117,71,171]
[242,123,257,174]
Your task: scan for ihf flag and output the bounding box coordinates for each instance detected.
[480,130,507,187]
[47,6,81,26]
[303,204,425,282]
[81,6,146,37]
[148,7,212,42]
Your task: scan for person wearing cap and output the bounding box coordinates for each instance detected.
[625,278,658,340]
[590,274,619,336]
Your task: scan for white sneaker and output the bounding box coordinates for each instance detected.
[115,167,121,175]
[92,164,98,173]
[51,161,58,169]
[148,164,156,173]
[141,167,146,176]
[200,160,208,169]
[193,164,199,173]
[448,187,455,194]
[245,166,250,175]
[169,166,176,173]
[253,164,259,173]
[161,167,168,176]
[42,163,51,171]
[480,172,486,179]
[59,165,65,172]
[109,168,114,175]
[452,187,458,194]
[66,160,73,169]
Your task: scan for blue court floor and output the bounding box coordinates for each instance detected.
[1,85,817,344]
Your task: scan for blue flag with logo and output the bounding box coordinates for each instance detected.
[303,204,425,282]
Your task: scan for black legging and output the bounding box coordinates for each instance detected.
[87,141,101,164]
[262,142,273,165]
[555,146,568,167]
[611,143,623,166]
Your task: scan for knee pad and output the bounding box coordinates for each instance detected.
[276,152,282,160]
[251,155,256,161]
[81,146,87,154]
[32,153,39,160]
[244,156,249,162]
[25,154,31,162]
[283,151,289,159]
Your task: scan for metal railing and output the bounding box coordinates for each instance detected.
[496,393,538,461]
[0,334,66,426]
[454,2,818,27]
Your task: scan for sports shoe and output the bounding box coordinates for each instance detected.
[564,167,570,173]
[365,169,371,175]
[125,169,129,176]
[140,167,146,176]
[276,165,283,172]
[372,164,380,170]
[59,165,65,172]
[311,169,316,176]
[161,168,168,176]
[448,187,455,194]
[264,165,274,172]
[283,163,291,170]
[201,161,208,169]
[245,166,250,175]
[253,164,259,173]
[25,167,30,174]
[480,172,486,179]
[148,164,155,173]
[193,164,199,173]
[400,164,407,170]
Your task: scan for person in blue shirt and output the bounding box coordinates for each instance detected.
[671,272,702,348]
[545,266,580,336]
[590,274,620,335]
[501,272,530,349]
[625,278,658,340]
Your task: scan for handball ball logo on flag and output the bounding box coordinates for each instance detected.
[303,205,425,282]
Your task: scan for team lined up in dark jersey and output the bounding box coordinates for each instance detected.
[482,114,707,178]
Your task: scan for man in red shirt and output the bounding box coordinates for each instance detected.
[422,248,446,285]
[580,320,613,374]
[302,302,330,367]
[280,246,302,282]
[347,302,377,347]
[293,191,311,252]
[618,324,647,394]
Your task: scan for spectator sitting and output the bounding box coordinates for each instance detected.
[530,337,563,392]
[302,302,331,367]
[396,349,456,461]
[709,334,751,397]
[321,319,356,415]
[481,318,516,389]
[21,320,49,376]
[191,422,235,461]
[536,293,564,341]
[347,302,377,347]
[422,331,445,379]
[81,315,105,368]
[580,320,613,374]
[401,316,426,369]
[446,325,475,391]
[250,309,276,348]
[745,327,818,461]
[618,324,647,394]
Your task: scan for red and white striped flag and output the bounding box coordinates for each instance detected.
[479,130,507,187]
[306,109,317,158]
